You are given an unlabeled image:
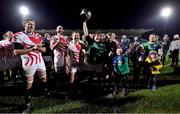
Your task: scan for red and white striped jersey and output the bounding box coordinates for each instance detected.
[0,39,14,58]
[0,39,11,47]
[51,35,69,58]
[13,31,43,66]
[68,40,82,63]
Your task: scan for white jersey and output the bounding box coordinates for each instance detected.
[51,35,69,68]
[0,39,15,58]
[0,39,22,70]
[13,31,44,66]
[68,40,82,63]
[52,35,69,58]
[169,39,180,51]
[0,39,11,47]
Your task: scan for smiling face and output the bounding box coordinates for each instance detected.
[116,48,123,55]
[163,34,169,41]
[150,54,156,59]
[56,25,64,34]
[72,32,80,42]
[24,19,35,33]
[94,33,102,42]
[149,34,156,42]
[3,31,14,40]
[110,33,116,42]
[149,51,158,61]
[44,33,51,40]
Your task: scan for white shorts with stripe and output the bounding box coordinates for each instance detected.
[22,59,46,76]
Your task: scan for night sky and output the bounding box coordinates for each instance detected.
[0,0,180,37]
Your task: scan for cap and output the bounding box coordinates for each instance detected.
[149,51,157,55]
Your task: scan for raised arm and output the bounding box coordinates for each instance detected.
[125,42,139,56]
[83,21,89,36]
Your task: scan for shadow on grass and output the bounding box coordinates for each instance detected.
[157,80,180,88]
[65,95,143,113]
[93,96,141,107]
[159,66,180,77]
[155,66,180,87]
[0,66,180,113]
[174,66,180,74]
[0,102,27,113]
[0,85,23,96]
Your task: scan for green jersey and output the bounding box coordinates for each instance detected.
[143,41,161,55]
[88,42,106,64]
[113,54,130,75]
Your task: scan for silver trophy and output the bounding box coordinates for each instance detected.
[80,9,92,22]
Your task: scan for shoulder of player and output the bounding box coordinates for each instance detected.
[33,32,42,37]
[51,35,59,39]
[0,40,5,45]
[14,31,24,37]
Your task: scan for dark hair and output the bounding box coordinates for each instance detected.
[23,18,35,26]
[149,32,156,36]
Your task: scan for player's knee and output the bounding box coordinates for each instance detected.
[39,73,47,82]
[41,77,47,82]
[26,80,33,89]
[55,68,59,73]
[55,66,62,74]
